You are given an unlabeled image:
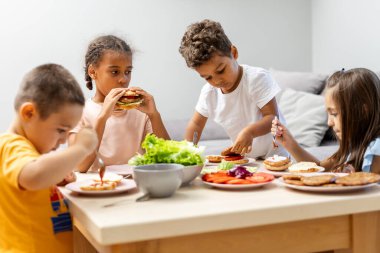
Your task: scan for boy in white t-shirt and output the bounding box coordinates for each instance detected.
[179,19,288,158]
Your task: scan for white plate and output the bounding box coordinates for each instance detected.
[65,179,136,195]
[106,164,133,175]
[278,177,379,193]
[205,157,256,166]
[259,167,325,178]
[202,180,273,190]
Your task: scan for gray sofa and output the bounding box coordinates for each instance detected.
[165,69,341,161]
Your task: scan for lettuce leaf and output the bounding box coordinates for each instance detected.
[128,134,205,166]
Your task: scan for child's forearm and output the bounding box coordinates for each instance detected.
[19,145,92,190]
[75,152,97,173]
[285,140,320,164]
[147,111,170,140]
[73,115,107,172]
[244,114,273,138]
[185,119,206,142]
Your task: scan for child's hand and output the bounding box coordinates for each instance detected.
[57,171,77,186]
[100,88,126,118]
[128,87,158,116]
[75,127,98,155]
[231,128,253,155]
[271,118,294,149]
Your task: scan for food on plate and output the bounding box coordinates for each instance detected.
[80,181,117,191]
[282,174,304,181]
[301,175,335,186]
[335,172,380,186]
[227,166,253,179]
[263,155,291,171]
[206,155,223,163]
[284,179,305,186]
[288,162,324,173]
[115,90,143,110]
[245,173,274,183]
[92,173,123,184]
[217,161,235,170]
[221,147,243,160]
[220,147,250,164]
[281,172,380,188]
[128,134,204,166]
[202,166,273,185]
[229,158,250,164]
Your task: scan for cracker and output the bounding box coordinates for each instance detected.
[335,172,380,186]
[284,179,305,186]
[282,174,304,181]
[301,175,336,186]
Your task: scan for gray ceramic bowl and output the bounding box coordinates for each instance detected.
[182,164,204,186]
[133,164,184,198]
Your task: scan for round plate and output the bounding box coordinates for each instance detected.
[205,157,256,166]
[202,179,273,190]
[259,167,325,178]
[259,167,290,177]
[278,177,379,193]
[65,179,136,195]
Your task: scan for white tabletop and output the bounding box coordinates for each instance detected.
[60,168,380,246]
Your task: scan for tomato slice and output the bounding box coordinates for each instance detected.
[246,173,274,183]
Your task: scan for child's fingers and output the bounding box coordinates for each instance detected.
[128,87,151,97]
[241,146,251,155]
[127,86,144,93]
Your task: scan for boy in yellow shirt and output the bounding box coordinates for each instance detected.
[0,64,98,253]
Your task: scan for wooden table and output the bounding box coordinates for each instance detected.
[60,168,380,253]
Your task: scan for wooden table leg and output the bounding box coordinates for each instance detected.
[73,225,98,253]
[352,211,380,253]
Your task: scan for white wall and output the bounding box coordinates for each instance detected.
[0,0,311,131]
[312,0,380,73]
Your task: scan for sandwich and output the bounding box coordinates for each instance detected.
[221,147,249,164]
[115,90,143,110]
[263,155,291,171]
[288,161,324,173]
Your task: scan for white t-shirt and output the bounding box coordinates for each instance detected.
[195,65,287,158]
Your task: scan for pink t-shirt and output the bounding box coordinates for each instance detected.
[71,99,152,170]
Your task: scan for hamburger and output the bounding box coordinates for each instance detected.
[115,90,143,110]
[221,147,249,164]
[263,155,291,171]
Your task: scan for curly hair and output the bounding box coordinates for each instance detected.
[84,35,132,90]
[179,19,232,68]
[14,64,84,119]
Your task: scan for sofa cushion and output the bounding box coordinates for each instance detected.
[270,68,328,94]
[277,88,329,147]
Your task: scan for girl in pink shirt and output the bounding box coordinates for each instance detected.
[69,35,169,172]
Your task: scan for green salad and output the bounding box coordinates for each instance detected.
[128,134,205,166]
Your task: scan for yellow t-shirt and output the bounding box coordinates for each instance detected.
[0,133,73,253]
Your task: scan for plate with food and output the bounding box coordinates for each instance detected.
[261,157,324,177]
[205,154,256,166]
[201,163,258,175]
[66,179,136,195]
[202,166,274,190]
[279,172,380,193]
